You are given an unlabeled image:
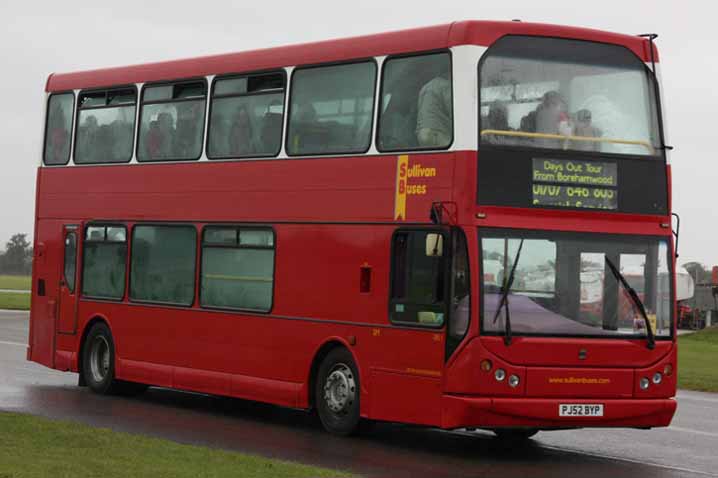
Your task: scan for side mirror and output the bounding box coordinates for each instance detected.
[425,233,443,257]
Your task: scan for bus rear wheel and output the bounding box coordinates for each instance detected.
[315,348,361,436]
[82,323,120,395]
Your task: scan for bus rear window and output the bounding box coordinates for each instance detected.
[75,88,136,164]
[44,93,74,165]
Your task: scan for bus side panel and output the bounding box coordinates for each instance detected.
[28,219,62,369]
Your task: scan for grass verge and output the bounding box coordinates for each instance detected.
[0,292,30,311]
[678,326,718,392]
[0,275,31,291]
[0,412,350,478]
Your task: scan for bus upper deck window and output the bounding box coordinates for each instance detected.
[479,36,660,157]
[75,88,136,164]
[287,62,376,156]
[377,52,452,152]
[208,72,286,159]
[137,81,207,162]
[43,93,74,166]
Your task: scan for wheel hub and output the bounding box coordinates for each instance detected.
[89,336,110,383]
[323,363,356,414]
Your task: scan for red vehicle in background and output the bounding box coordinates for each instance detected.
[29,20,676,440]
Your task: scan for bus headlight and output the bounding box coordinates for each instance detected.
[639,377,650,390]
[508,375,520,388]
[495,369,506,381]
[652,372,662,384]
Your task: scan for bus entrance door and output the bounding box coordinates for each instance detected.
[57,225,79,335]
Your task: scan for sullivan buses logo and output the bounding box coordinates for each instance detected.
[394,155,437,220]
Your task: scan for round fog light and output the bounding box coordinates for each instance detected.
[495,369,506,381]
[508,374,520,388]
[639,377,650,390]
[652,372,662,384]
[480,360,493,372]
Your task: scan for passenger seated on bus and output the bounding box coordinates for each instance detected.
[483,101,515,146]
[111,119,134,161]
[527,91,571,149]
[290,102,321,154]
[259,102,283,154]
[571,109,602,151]
[46,102,70,163]
[229,106,255,156]
[77,114,99,161]
[174,102,202,158]
[415,67,452,148]
[146,113,174,159]
[380,92,416,149]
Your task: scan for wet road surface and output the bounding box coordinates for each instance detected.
[1,310,715,477]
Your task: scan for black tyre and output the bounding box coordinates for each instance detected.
[493,428,539,442]
[315,348,361,436]
[82,322,119,395]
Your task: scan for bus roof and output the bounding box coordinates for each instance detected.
[46,20,659,92]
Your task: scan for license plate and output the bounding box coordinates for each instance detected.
[559,404,604,417]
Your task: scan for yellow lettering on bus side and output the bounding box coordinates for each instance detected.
[394,155,409,220]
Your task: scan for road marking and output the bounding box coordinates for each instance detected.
[678,393,718,404]
[668,426,718,438]
[453,429,717,477]
[0,309,30,315]
[0,340,26,348]
[539,443,718,477]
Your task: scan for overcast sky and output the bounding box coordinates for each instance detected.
[0,1,713,267]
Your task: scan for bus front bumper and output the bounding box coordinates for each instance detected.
[441,395,677,430]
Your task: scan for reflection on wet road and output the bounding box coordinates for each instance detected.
[1,311,714,477]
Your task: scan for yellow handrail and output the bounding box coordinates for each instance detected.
[480,129,654,154]
[204,274,273,283]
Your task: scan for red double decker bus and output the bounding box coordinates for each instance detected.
[29,21,676,439]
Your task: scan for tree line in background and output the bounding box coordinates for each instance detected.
[0,234,32,275]
[0,232,715,283]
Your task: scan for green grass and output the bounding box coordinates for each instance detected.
[0,292,30,311]
[678,326,718,392]
[0,275,31,291]
[0,412,351,478]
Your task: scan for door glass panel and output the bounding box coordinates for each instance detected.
[63,232,77,293]
[390,231,447,326]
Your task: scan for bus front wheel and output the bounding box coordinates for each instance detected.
[315,347,361,436]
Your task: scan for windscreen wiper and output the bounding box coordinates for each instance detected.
[604,257,656,350]
[492,239,524,346]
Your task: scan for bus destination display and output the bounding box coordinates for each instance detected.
[532,158,618,210]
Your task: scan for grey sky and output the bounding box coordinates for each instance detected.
[0,1,713,267]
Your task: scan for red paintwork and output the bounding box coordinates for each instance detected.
[46,21,657,93]
[28,21,676,433]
